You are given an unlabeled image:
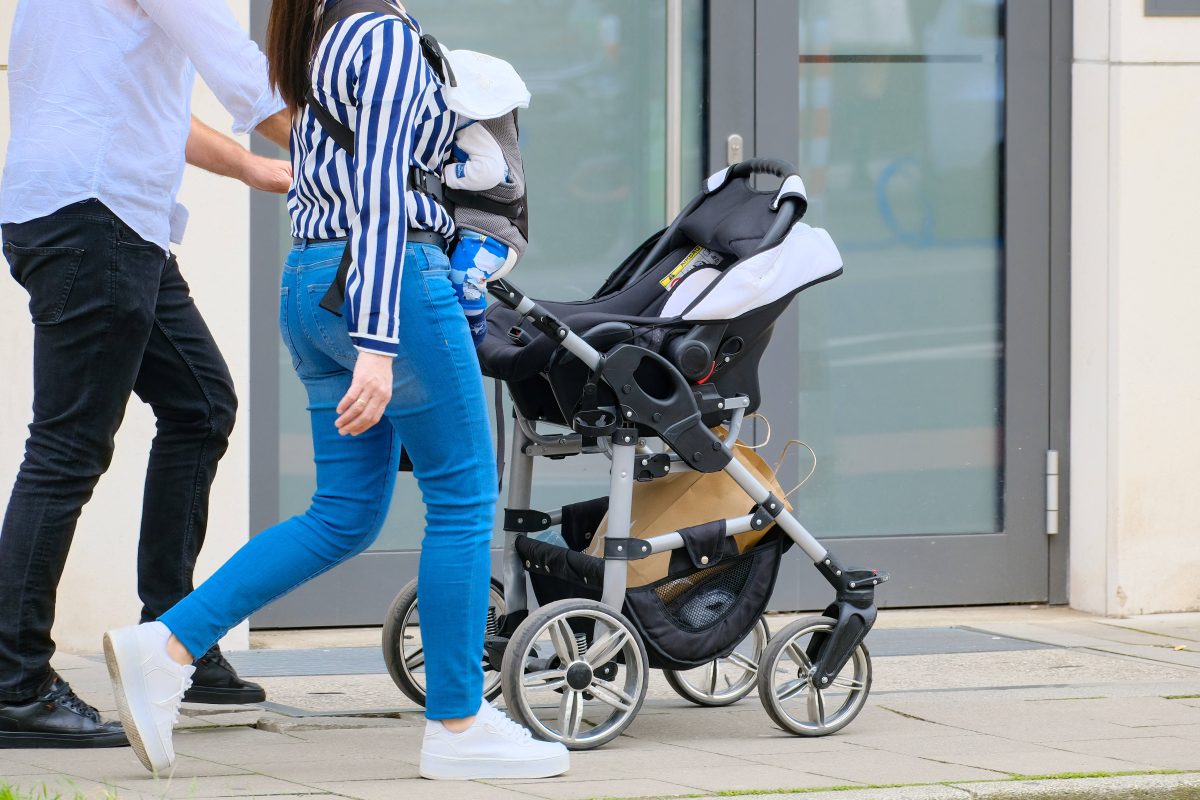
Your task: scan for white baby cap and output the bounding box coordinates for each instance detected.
[439,48,531,120]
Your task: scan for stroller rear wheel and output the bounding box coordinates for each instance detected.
[501,599,649,750]
[757,616,872,736]
[663,617,770,707]
[382,577,506,706]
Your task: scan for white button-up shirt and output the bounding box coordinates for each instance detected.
[0,0,284,251]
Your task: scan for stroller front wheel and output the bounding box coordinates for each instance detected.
[663,616,770,707]
[500,599,649,750]
[757,616,872,737]
[382,577,506,706]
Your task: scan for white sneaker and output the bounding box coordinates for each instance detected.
[102,622,195,774]
[420,700,570,780]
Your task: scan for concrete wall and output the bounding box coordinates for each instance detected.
[1071,0,1200,615]
[0,1,255,652]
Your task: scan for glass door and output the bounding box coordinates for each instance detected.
[710,0,1054,607]
[252,1,706,627]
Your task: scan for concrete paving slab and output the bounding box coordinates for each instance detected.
[9,746,155,780]
[1051,735,1200,770]
[494,777,703,800]
[250,756,419,784]
[936,747,1157,777]
[1074,695,1200,728]
[666,764,851,791]
[536,743,751,784]
[0,756,57,776]
[643,732,861,756]
[109,772,320,798]
[321,778,541,799]
[752,749,1006,785]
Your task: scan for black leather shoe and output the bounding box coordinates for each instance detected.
[182,647,266,705]
[0,672,128,748]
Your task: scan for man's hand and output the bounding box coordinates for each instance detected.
[186,116,291,194]
[336,352,394,436]
[240,154,292,194]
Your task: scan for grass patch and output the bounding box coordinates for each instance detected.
[1165,694,1200,700]
[590,769,1198,800]
[1,784,119,800]
[1008,770,1185,781]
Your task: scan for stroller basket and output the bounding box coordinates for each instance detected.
[625,534,785,670]
[518,486,789,671]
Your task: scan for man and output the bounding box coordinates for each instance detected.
[0,0,293,748]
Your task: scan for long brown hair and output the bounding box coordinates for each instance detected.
[266,0,319,114]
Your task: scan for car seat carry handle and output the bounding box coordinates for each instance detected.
[487,278,604,371]
[728,158,797,181]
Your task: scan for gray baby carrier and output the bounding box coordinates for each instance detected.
[443,113,529,274]
[305,0,529,313]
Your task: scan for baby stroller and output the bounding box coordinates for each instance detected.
[382,158,889,749]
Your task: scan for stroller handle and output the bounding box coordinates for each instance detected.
[727,158,799,181]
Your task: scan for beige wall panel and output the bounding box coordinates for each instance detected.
[1069,61,1116,616]
[1109,63,1200,614]
[1075,0,1111,62]
[1111,0,1200,63]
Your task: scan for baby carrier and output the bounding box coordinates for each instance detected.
[304,0,529,312]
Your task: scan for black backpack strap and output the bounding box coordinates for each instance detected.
[304,87,355,153]
[319,242,356,315]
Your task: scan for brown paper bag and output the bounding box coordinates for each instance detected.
[588,441,791,587]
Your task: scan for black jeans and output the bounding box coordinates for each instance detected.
[0,199,236,701]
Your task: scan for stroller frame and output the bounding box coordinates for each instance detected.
[493,277,886,667]
[381,159,890,748]
[486,267,887,746]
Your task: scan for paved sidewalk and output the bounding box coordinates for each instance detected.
[2,606,1198,800]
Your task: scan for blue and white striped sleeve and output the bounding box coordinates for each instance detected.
[342,18,428,356]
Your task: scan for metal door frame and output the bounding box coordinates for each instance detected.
[707,0,1072,607]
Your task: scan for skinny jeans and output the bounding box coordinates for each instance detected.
[162,240,496,719]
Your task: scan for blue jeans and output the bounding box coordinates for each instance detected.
[161,241,497,719]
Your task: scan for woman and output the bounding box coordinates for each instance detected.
[102,0,569,781]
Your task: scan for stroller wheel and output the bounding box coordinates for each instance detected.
[382,577,506,706]
[664,616,770,707]
[501,599,648,750]
[757,616,872,737]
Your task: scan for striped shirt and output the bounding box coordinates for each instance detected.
[289,4,457,356]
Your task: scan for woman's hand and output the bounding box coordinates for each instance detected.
[336,352,393,436]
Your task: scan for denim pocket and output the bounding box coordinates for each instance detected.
[3,242,85,325]
[304,284,357,362]
[279,286,302,370]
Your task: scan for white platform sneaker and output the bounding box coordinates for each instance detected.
[420,700,570,780]
[102,621,195,773]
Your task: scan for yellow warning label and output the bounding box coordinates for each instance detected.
[661,245,706,289]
